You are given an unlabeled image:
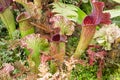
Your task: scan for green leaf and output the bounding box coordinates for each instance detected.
[113,0,120,3]
[112,16,120,27]
[52,2,86,24]
[49,61,57,74]
[0,8,16,38]
[82,0,89,3]
[20,34,50,72]
[21,34,49,55]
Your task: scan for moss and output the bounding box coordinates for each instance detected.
[70,64,97,80]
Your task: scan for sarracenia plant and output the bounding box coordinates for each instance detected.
[15,0,42,37]
[14,0,41,20]
[73,0,111,59]
[50,15,75,62]
[20,34,49,73]
[16,12,34,37]
[49,15,75,73]
[0,0,16,38]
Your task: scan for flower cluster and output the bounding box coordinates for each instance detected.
[37,56,78,80]
[94,24,120,50]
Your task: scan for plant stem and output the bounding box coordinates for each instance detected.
[31,50,40,73]
[50,42,65,73]
[0,8,16,38]
[74,26,96,59]
[59,42,65,59]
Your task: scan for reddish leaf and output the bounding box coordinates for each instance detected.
[41,55,52,64]
[0,0,13,12]
[87,48,96,66]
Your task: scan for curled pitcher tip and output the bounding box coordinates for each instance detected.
[82,1,111,27]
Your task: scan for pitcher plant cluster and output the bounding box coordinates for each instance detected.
[1,0,120,79]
